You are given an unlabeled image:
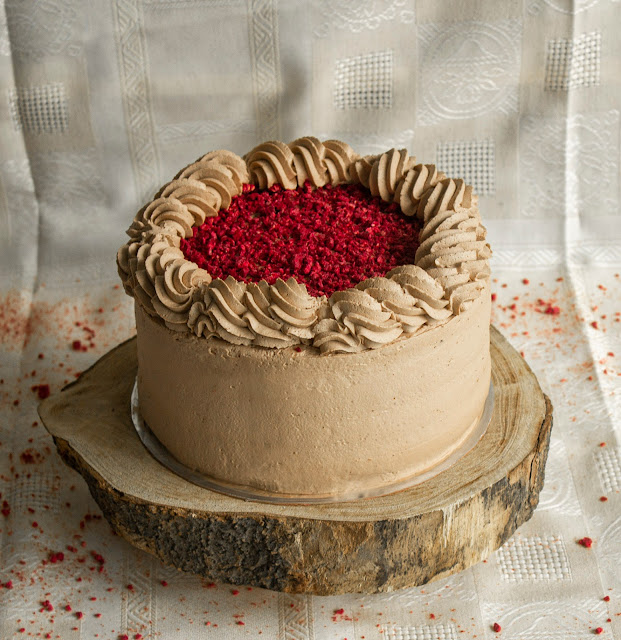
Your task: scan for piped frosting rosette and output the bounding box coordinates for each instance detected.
[118,139,491,354]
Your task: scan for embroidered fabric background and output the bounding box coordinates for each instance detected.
[0,0,619,637]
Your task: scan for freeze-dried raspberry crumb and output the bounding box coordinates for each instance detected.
[578,537,593,548]
[181,182,421,298]
[603,595,610,602]
[594,628,604,635]
[492,622,502,632]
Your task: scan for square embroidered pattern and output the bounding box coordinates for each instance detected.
[544,31,601,91]
[333,49,393,110]
[436,139,496,196]
[8,82,69,134]
[594,446,621,494]
[496,535,571,582]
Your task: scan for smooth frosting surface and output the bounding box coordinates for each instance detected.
[136,285,491,497]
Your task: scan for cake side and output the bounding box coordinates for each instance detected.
[135,285,491,497]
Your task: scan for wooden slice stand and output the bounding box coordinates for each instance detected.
[39,326,552,595]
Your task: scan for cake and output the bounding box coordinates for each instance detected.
[117,137,492,500]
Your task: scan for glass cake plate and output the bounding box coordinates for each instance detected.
[131,380,494,505]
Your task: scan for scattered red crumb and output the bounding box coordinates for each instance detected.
[135,635,143,639]
[76,611,83,619]
[65,604,72,612]
[119,635,129,640]
[31,383,50,399]
[491,293,497,301]
[18,629,25,634]
[38,353,44,359]
[578,537,593,548]
[604,595,611,602]
[48,551,64,563]
[231,589,239,595]
[591,321,599,330]
[430,613,436,619]
[600,496,608,502]
[160,580,168,587]
[20,448,44,464]
[4,580,13,589]
[600,442,607,447]
[334,609,345,615]
[594,628,603,635]
[522,278,530,285]
[31,521,38,528]
[41,599,54,612]
[492,622,502,632]
[1,500,10,517]
[181,182,421,297]
[237,621,245,626]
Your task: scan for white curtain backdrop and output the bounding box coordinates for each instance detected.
[0,1,620,639]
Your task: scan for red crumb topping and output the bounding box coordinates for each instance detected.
[492,622,502,632]
[181,182,421,298]
[578,537,593,548]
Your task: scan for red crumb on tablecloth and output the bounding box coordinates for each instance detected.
[19,448,44,464]
[31,383,50,399]
[231,589,239,595]
[600,496,608,502]
[578,537,593,548]
[603,595,610,601]
[594,628,604,634]
[492,622,502,632]
[181,182,421,298]
[160,580,168,586]
[522,278,530,285]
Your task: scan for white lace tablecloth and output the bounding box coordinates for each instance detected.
[1,0,620,637]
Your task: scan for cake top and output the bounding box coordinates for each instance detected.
[117,137,491,354]
[180,182,421,298]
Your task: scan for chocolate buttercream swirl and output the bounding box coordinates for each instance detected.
[242,281,298,348]
[326,289,403,351]
[158,178,218,225]
[289,136,329,188]
[368,149,416,202]
[151,258,211,330]
[133,197,195,239]
[177,162,240,211]
[415,195,491,314]
[386,265,453,321]
[394,164,445,217]
[349,155,379,189]
[246,141,297,190]
[356,276,427,334]
[323,139,359,185]
[198,150,249,188]
[204,276,255,345]
[269,278,320,340]
[188,295,216,339]
[313,318,363,354]
[417,178,474,225]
